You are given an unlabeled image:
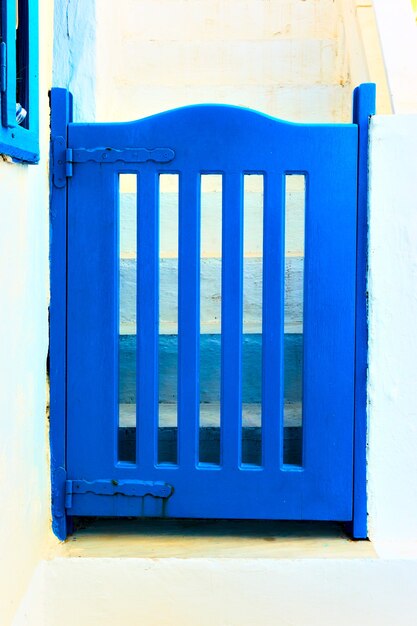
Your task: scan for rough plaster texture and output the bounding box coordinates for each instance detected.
[52,0,96,121]
[367,115,417,548]
[0,2,53,623]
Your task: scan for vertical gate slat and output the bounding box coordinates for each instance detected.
[137,172,159,469]
[69,167,119,474]
[262,173,284,469]
[221,172,243,469]
[178,172,200,468]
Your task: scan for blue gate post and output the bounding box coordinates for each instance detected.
[50,88,73,540]
[351,83,376,539]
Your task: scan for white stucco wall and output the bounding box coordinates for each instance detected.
[0,2,53,624]
[52,0,96,121]
[372,0,417,113]
[367,114,417,551]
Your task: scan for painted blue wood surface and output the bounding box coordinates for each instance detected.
[262,174,285,468]
[137,173,159,471]
[351,83,376,539]
[49,88,72,540]
[221,173,244,469]
[54,97,369,526]
[178,172,200,468]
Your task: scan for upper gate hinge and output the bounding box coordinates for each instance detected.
[70,146,175,165]
[52,143,175,188]
[52,136,72,188]
[0,42,6,93]
[65,479,173,510]
[65,148,73,178]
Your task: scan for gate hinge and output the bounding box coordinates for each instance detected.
[65,479,173,509]
[0,42,6,93]
[52,143,175,188]
[69,146,175,165]
[52,136,72,188]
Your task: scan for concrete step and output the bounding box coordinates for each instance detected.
[21,544,417,626]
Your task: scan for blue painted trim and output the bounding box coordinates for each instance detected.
[351,83,376,539]
[49,87,72,541]
[0,0,39,162]
[177,172,201,468]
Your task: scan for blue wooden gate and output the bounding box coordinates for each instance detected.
[50,85,375,539]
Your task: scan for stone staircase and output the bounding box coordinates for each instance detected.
[95,0,353,123]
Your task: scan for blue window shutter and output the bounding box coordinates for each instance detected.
[0,0,39,162]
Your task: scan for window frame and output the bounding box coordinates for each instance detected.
[0,0,39,163]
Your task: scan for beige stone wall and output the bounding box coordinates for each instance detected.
[95,0,353,123]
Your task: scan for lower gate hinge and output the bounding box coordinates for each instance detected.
[52,136,71,188]
[65,479,173,509]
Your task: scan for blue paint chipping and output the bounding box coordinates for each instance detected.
[50,86,373,537]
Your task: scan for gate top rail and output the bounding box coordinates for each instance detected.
[67,103,358,152]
